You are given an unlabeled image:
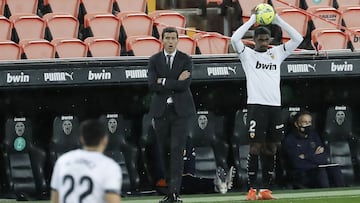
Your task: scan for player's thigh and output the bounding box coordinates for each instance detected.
[247,104,268,142]
[267,106,284,142]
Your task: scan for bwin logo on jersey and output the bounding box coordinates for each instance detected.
[255,61,276,70]
[7,72,30,83]
[287,64,316,73]
[88,69,111,80]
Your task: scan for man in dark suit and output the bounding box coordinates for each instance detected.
[147,27,196,203]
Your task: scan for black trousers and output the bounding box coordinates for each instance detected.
[154,104,189,195]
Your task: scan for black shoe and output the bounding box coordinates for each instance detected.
[159,195,171,203]
[171,193,183,203]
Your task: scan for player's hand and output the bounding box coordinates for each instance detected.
[178,70,190,81]
[315,146,324,154]
[157,78,164,84]
[299,154,305,159]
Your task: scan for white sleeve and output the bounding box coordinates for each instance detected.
[104,163,122,195]
[272,14,303,52]
[231,14,256,54]
[50,161,60,190]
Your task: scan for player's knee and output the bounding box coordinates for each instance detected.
[249,143,262,155]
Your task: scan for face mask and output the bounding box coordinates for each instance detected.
[299,124,312,135]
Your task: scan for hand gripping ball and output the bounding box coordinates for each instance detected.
[255,3,275,25]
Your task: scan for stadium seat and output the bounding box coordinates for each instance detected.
[117,11,153,45]
[84,37,121,57]
[336,0,360,7]
[338,6,360,28]
[149,10,186,38]
[44,0,81,17]
[114,0,147,12]
[126,35,162,56]
[19,39,55,59]
[6,0,38,16]
[237,0,267,23]
[0,15,12,40]
[0,40,21,60]
[84,13,121,40]
[308,7,342,29]
[43,13,79,40]
[323,106,360,186]
[49,115,81,167]
[188,111,229,179]
[10,14,46,43]
[193,32,229,54]
[80,0,113,14]
[304,0,333,9]
[178,35,196,55]
[271,0,300,10]
[347,27,360,51]
[0,0,5,16]
[277,8,309,41]
[311,29,349,50]
[99,113,140,193]
[1,117,47,200]
[231,109,252,189]
[51,38,88,58]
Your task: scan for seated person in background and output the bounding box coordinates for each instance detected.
[154,137,235,195]
[282,110,345,189]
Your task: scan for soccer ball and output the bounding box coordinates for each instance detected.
[255,3,275,25]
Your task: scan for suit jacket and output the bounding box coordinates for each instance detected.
[147,50,196,118]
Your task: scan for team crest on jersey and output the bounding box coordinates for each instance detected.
[250,132,255,139]
[268,51,275,59]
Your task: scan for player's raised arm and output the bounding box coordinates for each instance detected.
[231,14,256,54]
[272,14,303,52]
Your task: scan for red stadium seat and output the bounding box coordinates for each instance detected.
[338,6,360,28]
[44,0,81,17]
[336,0,360,7]
[0,15,12,40]
[308,7,342,29]
[177,35,196,55]
[271,0,299,10]
[43,13,79,40]
[304,0,333,9]
[149,10,186,37]
[237,0,267,23]
[347,27,360,51]
[19,39,55,59]
[10,14,46,42]
[0,40,21,60]
[6,0,38,15]
[84,13,121,40]
[193,32,229,54]
[207,0,223,5]
[80,0,113,14]
[0,0,5,15]
[277,8,309,41]
[117,11,153,42]
[126,35,162,56]
[114,0,147,12]
[311,29,348,50]
[84,37,121,57]
[52,38,88,58]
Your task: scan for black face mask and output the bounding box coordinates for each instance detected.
[299,125,312,135]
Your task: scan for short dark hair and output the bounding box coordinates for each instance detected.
[293,110,312,123]
[80,119,107,147]
[161,27,178,39]
[254,26,271,37]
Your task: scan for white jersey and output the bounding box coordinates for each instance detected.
[238,45,291,106]
[51,149,122,203]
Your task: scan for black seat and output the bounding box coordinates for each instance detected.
[1,117,47,200]
[188,110,229,179]
[323,105,360,185]
[99,113,140,194]
[49,115,80,168]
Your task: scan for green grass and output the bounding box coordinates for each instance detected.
[1,187,360,203]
